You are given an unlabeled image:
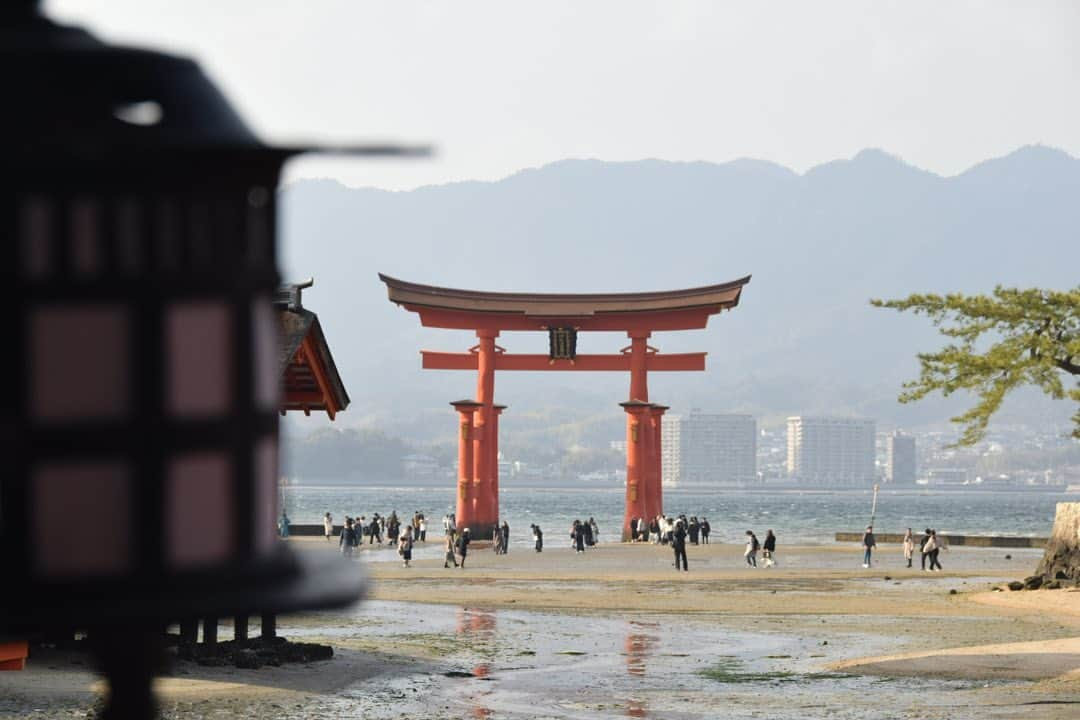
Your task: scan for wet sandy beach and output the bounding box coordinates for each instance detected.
[3,540,1079,719]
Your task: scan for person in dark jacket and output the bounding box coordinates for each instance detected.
[501,521,510,553]
[339,518,356,558]
[457,528,471,568]
[531,524,543,552]
[572,520,585,553]
[862,526,876,568]
[672,520,688,571]
[919,528,932,571]
[701,518,711,544]
[688,517,699,545]
[762,529,777,568]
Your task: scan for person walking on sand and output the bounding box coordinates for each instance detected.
[918,528,931,570]
[700,518,710,544]
[925,529,943,571]
[861,526,876,568]
[339,517,356,558]
[501,521,510,553]
[762,529,777,568]
[672,519,689,572]
[492,523,505,555]
[398,526,414,568]
[278,511,290,538]
[323,512,333,541]
[589,518,599,546]
[532,524,543,552]
[419,516,427,542]
[457,528,471,568]
[745,530,759,568]
[443,532,459,568]
[903,528,915,568]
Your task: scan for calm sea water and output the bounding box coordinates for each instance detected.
[282,485,1065,546]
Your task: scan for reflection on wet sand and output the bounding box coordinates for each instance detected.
[457,608,497,718]
[625,621,659,717]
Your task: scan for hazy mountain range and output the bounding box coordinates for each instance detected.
[278,145,1080,449]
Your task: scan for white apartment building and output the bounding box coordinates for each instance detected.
[786,416,876,485]
[661,411,757,486]
[885,431,917,484]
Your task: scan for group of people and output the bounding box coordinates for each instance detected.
[491,521,511,554]
[903,527,946,571]
[569,518,599,552]
[742,529,777,568]
[862,525,946,571]
[324,510,430,567]
[323,510,429,547]
[628,514,711,545]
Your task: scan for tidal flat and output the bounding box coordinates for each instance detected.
[2,542,1079,719]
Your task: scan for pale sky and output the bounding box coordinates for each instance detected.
[50,1,1080,190]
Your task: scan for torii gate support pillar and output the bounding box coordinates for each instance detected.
[647,404,668,519]
[621,400,651,540]
[451,400,482,534]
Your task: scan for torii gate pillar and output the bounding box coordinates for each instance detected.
[451,400,482,533]
[621,400,651,540]
[647,404,668,520]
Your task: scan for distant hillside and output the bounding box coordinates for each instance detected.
[278,146,1080,445]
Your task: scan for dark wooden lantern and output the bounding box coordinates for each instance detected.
[0,2,414,716]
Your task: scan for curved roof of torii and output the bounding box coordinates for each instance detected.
[379,273,750,331]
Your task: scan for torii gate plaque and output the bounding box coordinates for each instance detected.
[380,273,750,540]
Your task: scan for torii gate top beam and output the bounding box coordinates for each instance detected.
[379,273,750,332]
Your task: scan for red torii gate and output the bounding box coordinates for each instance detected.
[380,273,750,540]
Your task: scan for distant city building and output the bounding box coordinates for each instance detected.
[885,432,917,484]
[661,411,757,486]
[925,467,969,485]
[786,416,876,485]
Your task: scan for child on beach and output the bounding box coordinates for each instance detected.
[398,526,414,568]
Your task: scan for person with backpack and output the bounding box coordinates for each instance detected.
[745,530,759,568]
[762,529,777,568]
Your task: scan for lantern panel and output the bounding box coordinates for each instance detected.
[154,198,181,271]
[18,196,54,279]
[251,296,279,411]
[114,197,143,274]
[70,198,102,277]
[166,301,233,418]
[253,435,278,555]
[31,305,131,422]
[166,452,233,569]
[32,462,132,578]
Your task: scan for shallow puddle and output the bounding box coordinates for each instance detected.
[278,602,1021,719]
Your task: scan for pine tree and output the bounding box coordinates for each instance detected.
[872,286,1080,445]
